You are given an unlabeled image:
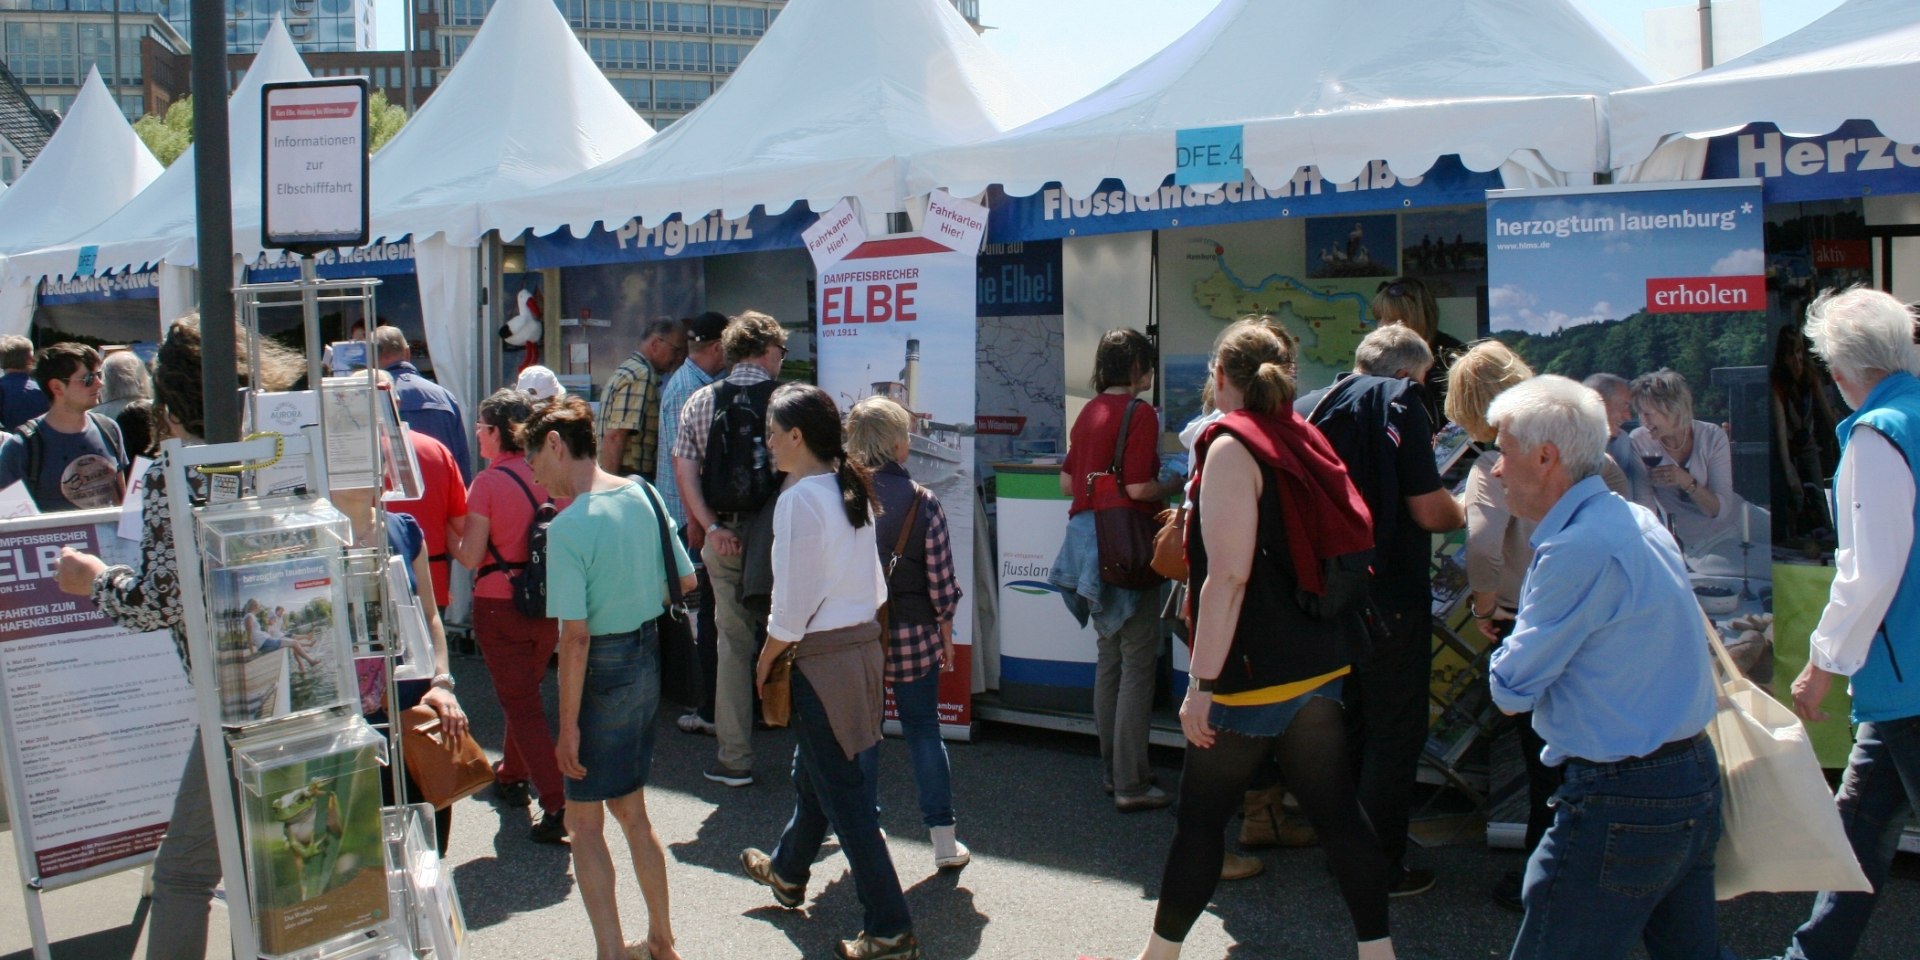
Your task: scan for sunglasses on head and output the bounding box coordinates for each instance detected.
[1378,282,1408,297]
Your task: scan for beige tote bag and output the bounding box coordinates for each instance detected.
[1703,613,1872,899]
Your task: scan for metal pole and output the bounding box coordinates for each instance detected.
[302,255,324,387]
[110,0,121,100]
[190,0,239,442]
[1698,0,1715,70]
[401,0,414,113]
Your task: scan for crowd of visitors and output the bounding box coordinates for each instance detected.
[18,282,1916,960]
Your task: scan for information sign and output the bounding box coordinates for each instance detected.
[1175,125,1245,186]
[261,79,370,253]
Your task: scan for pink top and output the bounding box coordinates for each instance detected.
[467,454,566,600]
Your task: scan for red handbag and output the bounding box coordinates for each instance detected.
[1088,400,1166,591]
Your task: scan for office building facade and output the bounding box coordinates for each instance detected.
[0,0,189,119]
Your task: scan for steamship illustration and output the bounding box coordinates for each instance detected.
[867,338,970,488]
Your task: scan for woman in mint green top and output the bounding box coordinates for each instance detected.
[523,395,695,960]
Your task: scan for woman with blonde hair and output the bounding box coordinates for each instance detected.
[1446,340,1627,911]
[843,396,969,869]
[1118,320,1395,960]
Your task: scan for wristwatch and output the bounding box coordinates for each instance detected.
[708,521,727,535]
[430,673,456,691]
[1191,677,1216,693]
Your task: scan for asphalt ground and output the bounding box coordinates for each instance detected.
[4,649,1915,959]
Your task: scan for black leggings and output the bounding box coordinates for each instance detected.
[1152,697,1391,943]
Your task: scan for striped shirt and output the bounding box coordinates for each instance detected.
[671,363,773,466]
[654,359,717,528]
[601,352,664,477]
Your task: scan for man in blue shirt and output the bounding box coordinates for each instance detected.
[1486,375,1720,960]
[0,342,127,512]
[0,335,48,431]
[375,325,472,483]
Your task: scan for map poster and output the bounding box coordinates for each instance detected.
[975,241,1066,469]
[0,510,196,882]
[817,234,978,731]
[1487,181,1770,585]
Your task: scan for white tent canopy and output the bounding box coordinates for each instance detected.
[0,68,164,335]
[480,0,1031,241]
[3,19,310,289]
[907,0,1655,201]
[1609,0,1920,171]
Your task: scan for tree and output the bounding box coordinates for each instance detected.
[130,90,409,167]
[132,96,193,166]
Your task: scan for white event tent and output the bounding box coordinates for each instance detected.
[479,0,1032,242]
[0,68,165,336]
[242,0,654,423]
[906,0,1655,202]
[1608,0,1920,179]
[2,20,312,327]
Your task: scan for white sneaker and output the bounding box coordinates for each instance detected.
[931,825,970,869]
[676,711,716,735]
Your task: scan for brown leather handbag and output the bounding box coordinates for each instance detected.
[760,648,795,728]
[1151,506,1188,581]
[401,704,493,809]
[1090,400,1166,590]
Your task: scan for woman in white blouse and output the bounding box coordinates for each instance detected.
[1628,368,1742,554]
[739,384,918,960]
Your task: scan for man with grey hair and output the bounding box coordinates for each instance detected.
[94,350,153,422]
[1485,375,1720,959]
[599,316,688,481]
[1297,323,1463,896]
[378,324,472,483]
[1774,287,1920,960]
[1583,372,1642,492]
[0,334,47,431]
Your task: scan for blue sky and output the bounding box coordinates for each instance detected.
[377,2,1844,102]
[1486,184,1765,335]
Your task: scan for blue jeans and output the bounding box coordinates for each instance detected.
[771,671,912,939]
[860,665,956,828]
[1509,735,1723,960]
[1786,714,1920,960]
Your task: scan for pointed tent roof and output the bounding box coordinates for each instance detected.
[1609,0,1920,169]
[6,19,311,281]
[908,0,1655,200]
[236,0,653,255]
[0,69,163,256]
[480,0,1030,240]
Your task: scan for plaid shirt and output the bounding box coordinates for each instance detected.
[653,358,717,528]
[887,493,963,683]
[601,352,663,475]
[671,363,773,466]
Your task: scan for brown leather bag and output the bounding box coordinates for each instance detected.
[401,704,493,809]
[1090,400,1166,590]
[1151,506,1188,581]
[760,648,795,728]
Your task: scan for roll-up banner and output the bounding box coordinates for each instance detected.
[814,195,983,735]
[0,509,197,897]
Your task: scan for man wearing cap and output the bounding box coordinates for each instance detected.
[599,317,688,483]
[658,312,731,737]
[517,365,567,401]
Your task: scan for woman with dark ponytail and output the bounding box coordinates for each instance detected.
[1108,321,1400,960]
[741,384,918,960]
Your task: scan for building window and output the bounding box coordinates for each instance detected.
[610,76,649,111]
[653,78,708,110]
[712,41,748,74]
[711,4,763,36]
[650,0,704,33]
[650,39,707,72]
[587,36,645,70]
[1,155,16,186]
[585,0,641,29]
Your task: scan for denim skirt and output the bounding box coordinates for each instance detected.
[1209,676,1344,739]
[565,623,661,802]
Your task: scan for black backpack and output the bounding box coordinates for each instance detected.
[699,379,781,514]
[478,467,557,619]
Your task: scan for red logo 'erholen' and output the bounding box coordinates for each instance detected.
[1645,275,1765,314]
[269,102,358,121]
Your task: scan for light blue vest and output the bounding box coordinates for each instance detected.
[1834,371,1920,723]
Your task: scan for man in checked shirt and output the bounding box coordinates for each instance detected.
[844,396,970,870]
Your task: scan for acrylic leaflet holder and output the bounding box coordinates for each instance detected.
[231,717,397,959]
[199,497,358,725]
